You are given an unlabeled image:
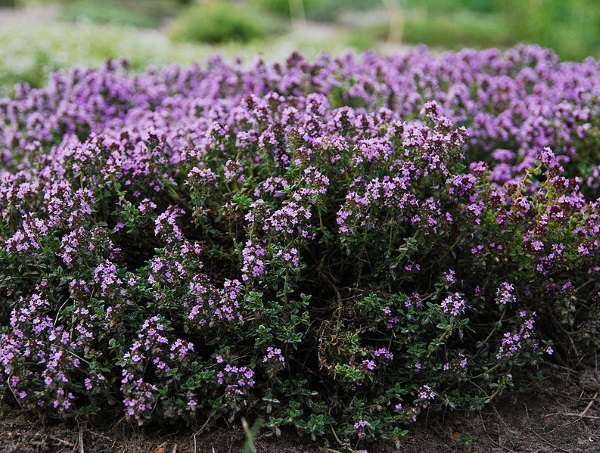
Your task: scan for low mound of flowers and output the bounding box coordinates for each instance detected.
[1,46,599,449]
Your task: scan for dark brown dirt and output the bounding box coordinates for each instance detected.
[2,364,600,452]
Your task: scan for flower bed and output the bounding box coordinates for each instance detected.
[1,45,599,449]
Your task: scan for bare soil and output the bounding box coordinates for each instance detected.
[2,365,600,452]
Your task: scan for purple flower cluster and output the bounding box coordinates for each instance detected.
[496,312,537,361]
[263,346,285,364]
[216,358,255,398]
[186,275,243,325]
[440,293,466,316]
[354,419,372,440]
[121,372,158,423]
[496,282,516,305]
[0,291,97,412]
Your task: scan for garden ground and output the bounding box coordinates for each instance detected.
[2,366,600,452]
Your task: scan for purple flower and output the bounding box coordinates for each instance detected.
[263,346,285,364]
[440,293,466,316]
[495,282,515,305]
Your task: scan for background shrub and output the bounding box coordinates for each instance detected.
[61,2,162,28]
[169,1,276,44]
[496,0,600,61]
[252,0,319,20]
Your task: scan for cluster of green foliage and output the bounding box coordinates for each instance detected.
[246,0,600,61]
[398,0,600,61]
[60,0,170,28]
[398,10,513,50]
[169,1,278,45]
[252,0,319,19]
[404,0,495,13]
[496,0,600,61]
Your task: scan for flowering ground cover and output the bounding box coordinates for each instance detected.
[0,45,599,451]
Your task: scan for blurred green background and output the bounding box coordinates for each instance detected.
[1,0,599,95]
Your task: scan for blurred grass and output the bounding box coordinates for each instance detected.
[61,2,161,27]
[392,9,514,51]
[253,0,320,19]
[328,0,600,60]
[496,0,600,61]
[0,20,354,97]
[0,24,189,94]
[168,1,282,44]
[404,0,495,14]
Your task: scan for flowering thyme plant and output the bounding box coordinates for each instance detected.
[0,46,599,449]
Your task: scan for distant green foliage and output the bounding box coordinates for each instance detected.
[398,10,512,50]
[0,24,195,96]
[400,0,600,60]
[405,0,494,13]
[252,0,320,19]
[345,30,378,50]
[306,0,381,21]
[170,1,276,44]
[61,3,161,27]
[0,20,353,97]
[496,0,600,61]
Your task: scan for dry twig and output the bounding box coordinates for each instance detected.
[547,412,600,420]
[580,389,600,417]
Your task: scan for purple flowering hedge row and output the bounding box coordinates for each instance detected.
[1,45,599,448]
